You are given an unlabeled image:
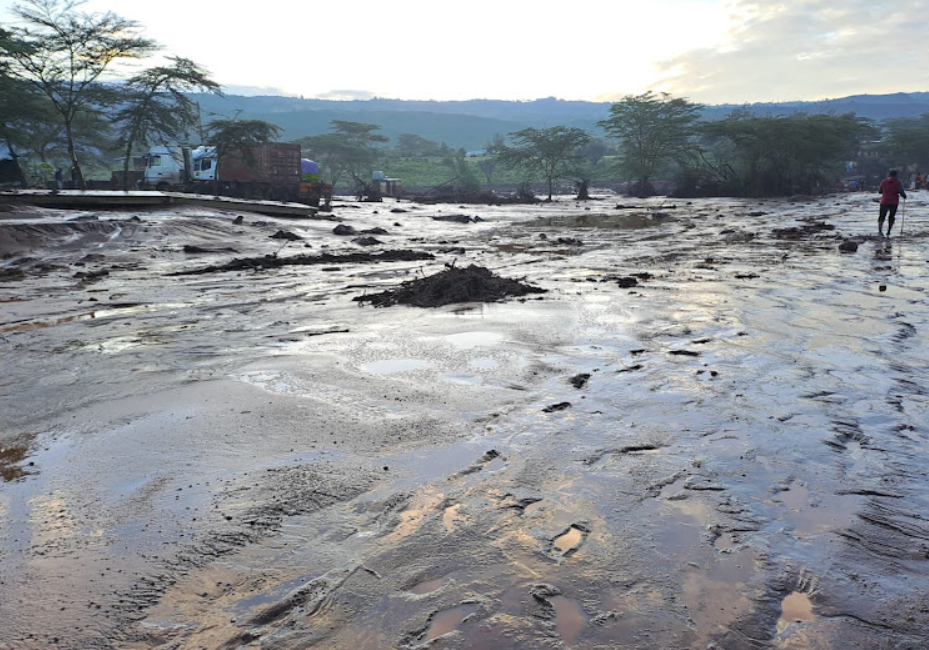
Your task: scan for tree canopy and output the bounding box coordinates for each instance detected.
[694,112,875,196]
[297,120,388,189]
[0,0,158,187]
[114,56,219,188]
[598,91,703,197]
[492,126,591,201]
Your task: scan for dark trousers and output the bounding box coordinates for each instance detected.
[879,203,898,232]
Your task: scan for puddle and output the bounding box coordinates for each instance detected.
[410,578,444,595]
[444,331,504,349]
[660,477,687,499]
[682,548,756,644]
[778,485,862,537]
[442,373,481,385]
[551,595,587,645]
[779,592,814,622]
[714,533,735,551]
[780,484,808,510]
[422,603,478,641]
[552,526,584,555]
[362,359,431,374]
[523,500,543,516]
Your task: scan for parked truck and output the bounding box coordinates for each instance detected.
[143,143,332,207]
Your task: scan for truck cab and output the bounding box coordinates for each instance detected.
[190,147,218,182]
[143,145,191,191]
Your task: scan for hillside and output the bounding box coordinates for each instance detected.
[190,92,929,150]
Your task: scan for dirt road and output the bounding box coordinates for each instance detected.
[1,193,928,649]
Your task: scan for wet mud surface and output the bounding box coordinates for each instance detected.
[2,193,929,648]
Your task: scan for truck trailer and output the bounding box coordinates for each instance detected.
[144,143,332,207]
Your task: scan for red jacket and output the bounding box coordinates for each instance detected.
[880,176,906,205]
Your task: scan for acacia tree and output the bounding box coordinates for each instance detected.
[114,57,219,189]
[598,91,702,197]
[0,0,157,188]
[297,120,388,190]
[0,71,55,185]
[492,126,591,201]
[698,112,874,196]
[881,114,929,172]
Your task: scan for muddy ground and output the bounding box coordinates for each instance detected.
[1,192,928,649]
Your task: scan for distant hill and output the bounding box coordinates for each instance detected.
[189,92,929,150]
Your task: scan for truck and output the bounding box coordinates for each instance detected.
[143,143,332,207]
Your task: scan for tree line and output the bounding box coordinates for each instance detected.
[1,1,925,198]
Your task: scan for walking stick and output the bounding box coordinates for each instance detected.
[900,197,906,237]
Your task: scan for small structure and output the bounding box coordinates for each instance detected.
[372,171,403,198]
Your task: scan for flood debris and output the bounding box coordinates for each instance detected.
[182,244,238,254]
[569,373,591,389]
[838,239,859,252]
[431,213,475,224]
[333,224,358,236]
[269,229,302,241]
[352,264,546,308]
[170,250,434,276]
[542,402,572,413]
[773,221,836,239]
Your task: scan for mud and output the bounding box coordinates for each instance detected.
[1,192,929,649]
[353,264,546,308]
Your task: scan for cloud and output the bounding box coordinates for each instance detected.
[654,0,929,104]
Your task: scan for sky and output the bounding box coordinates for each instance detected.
[1,0,927,104]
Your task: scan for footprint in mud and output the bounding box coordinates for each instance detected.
[551,524,588,557]
[419,603,479,642]
[529,584,589,645]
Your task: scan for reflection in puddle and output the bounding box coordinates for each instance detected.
[362,359,431,374]
[780,484,808,510]
[410,578,444,595]
[780,592,814,622]
[778,484,861,537]
[683,548,756,644]
[660,477,686,498]
[553,526,583,555]
[551,595,587,645]
[422,603,477,641]
[523,500,543,516]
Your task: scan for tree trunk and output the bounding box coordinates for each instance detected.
[65,118,86,190]
[122,142,133,191]
[575,179,590,200]
[0,132,28,187]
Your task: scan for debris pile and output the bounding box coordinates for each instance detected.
[354,264,546,308]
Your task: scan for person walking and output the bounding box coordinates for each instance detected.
[878,169,907,238]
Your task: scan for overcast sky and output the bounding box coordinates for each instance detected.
[1,0,927,104]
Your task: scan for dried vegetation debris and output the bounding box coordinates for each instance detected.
[353,264,546,308]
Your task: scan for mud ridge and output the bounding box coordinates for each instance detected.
[169,249,435,276]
